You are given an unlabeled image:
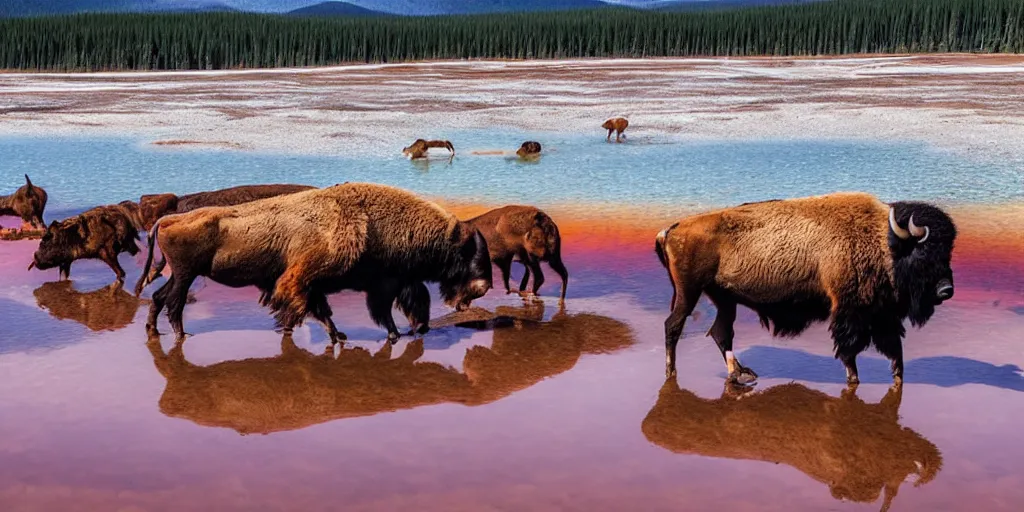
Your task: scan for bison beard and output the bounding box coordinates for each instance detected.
[143,183,492,343]
[655,193,957,386]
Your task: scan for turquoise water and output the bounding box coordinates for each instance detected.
[1,132,1020,216]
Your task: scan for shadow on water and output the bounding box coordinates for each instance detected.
[146,302,635,435]
[642,380,942,512]
[740,346,1024,392]
[33,281,142,332]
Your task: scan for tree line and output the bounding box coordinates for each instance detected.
[1,0,1021,71]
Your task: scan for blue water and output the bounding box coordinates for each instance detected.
[1,132,1020,218]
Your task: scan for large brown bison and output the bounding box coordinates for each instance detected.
[0,174,48,230]
[141,183,493,344]
[402,139,455,160]
[655,192,957,385]
[642,380,942,512]
[602,117,629,142]
[144,303,633,435]
[28,204,142,286]
[131,184,316,295]
[33,281,142,332]
[464,205,568,301]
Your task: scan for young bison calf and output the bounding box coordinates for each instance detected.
[465,205,568,301]
[0,174,48,230]
[28,204,141,287]
[602,117,629,143]
[402,139,455,160]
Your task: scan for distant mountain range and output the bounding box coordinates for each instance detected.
[0,0,829,18]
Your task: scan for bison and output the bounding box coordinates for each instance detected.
[602,117,629,143]
[33,281,142,332]
[141,182,493,344]
[515,141,542,159]
[654,192,956,385]
[144,303,633,435]
[642,380,941,512]
[402,139,455,160]
[464,205,568,301]
[131,184,316,296]
[0,174,48,230]
[28,204,142,286]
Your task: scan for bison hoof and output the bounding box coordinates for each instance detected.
[847,375,861,386]
[728,368,758,386]
[387,332,400,344]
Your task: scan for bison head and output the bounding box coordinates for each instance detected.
[28,219,84,278]
[516,141,542,158]
[14,174,48,229]
[138,193,179,230]
[887,202,957,327]
[439,224,493,311]
[402,139,426,158]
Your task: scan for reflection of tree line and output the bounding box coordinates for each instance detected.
[30,284,942,510]
[145,303,634,435]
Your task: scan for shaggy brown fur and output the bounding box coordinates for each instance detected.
[141,183,492,343]
[515,141,542,158]
[402,139,455,160]
[132,184,315,295]
[655,192,957,385]
[144,304,633,434]
[602,117,629,142]
[29,204,142,286]
[465,205,568,300]
[0,174,48,229]
[33,281,142,332]
[642,380,941,512]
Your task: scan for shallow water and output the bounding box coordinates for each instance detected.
[1,134,1023,511]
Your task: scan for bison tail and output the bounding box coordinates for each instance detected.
[654,226,672,269]
[134,221,161,297]
[446,141,455,156]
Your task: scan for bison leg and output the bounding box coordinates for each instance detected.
[547,250,569,303]
[146,276,174,335]
[616,130,623,143]
[831,311,872,386]
[308,291,347,345]
[99,250,126,288]
[664,283,702,379]
[606,129,613,142]
[166,274,197,342]
[526,256,546,297]
[706,293,757,385]
[396,282,431,336]
[872,317,907,386]
[366,280,402,342]
[59,263,71,281]
[494,255,514,294]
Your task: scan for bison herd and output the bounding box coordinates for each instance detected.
[2,120,959,389]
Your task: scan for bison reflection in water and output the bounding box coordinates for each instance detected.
[642,381,942,512]
[145,303,634,434]
[33,281,142,332]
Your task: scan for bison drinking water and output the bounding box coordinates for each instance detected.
[402,139,455,160]
[464,205,568,301]
[0,174,48,231]
[131,184,316,295]
[602,117,629,142]
[655,192,956,385]
[141,182,492,343]
[28,204,142,286]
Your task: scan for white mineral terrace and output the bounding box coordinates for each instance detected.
[2,54,1024,162]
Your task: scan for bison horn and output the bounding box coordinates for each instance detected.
[888,208,911,240]
[908,215,930,243]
